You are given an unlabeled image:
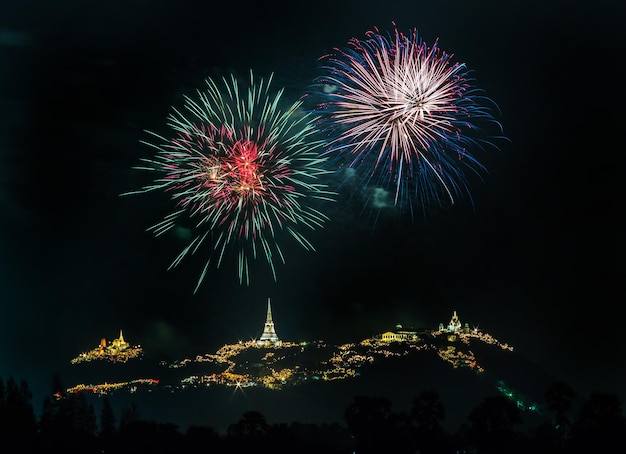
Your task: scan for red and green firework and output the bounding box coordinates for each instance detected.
[126,71,334,292]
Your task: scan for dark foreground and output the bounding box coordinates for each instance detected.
[2,374,625,453]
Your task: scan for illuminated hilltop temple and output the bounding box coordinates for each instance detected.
[381,311,471,343]
[257,298,281,347]
[71,329,142,364]
[439,310,470,334]
[99,329,130,355]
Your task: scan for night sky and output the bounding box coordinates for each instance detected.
[1,0,624,424]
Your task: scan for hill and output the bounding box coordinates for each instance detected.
[64,324,558,433]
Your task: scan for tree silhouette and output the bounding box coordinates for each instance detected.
[344,395,392,453]
[227,409,270,439]
[73,391,97,438]
[98,395,117,452]
[185,424,223,453]
[569,391,626,453]
[2,374,626,453]
[118,420,183,454]
[119,401,141,430]
[264,421,353,454]
[38,374,98,453]
[410,389,447,454]
[266,422,300,454]
[465,394,524,454]
[344,395,413,453]
[0,376,37,453]
[545,380,576,449]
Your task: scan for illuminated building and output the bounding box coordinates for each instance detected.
[257,298,281,347]
[437,311,471,341]
[380,324,418,342]
[437,311,468,333]
[447,311,461,332]
[109,329,130,353]
[71,329,141,364]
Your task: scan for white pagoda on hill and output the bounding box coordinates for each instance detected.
[257,298,281,347]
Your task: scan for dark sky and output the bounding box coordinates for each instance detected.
[1,0,624,422]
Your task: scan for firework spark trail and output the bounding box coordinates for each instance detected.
[313,25,505,214]
[123,71,334,292]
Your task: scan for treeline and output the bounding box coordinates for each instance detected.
[1,374,624,453]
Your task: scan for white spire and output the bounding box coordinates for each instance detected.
[258,297,280,345]
[265,297,273,324]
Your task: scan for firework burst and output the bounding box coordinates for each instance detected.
[124,71,334,292]
[312,25,505,215]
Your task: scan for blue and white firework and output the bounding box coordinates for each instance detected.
[312,25,505,215]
